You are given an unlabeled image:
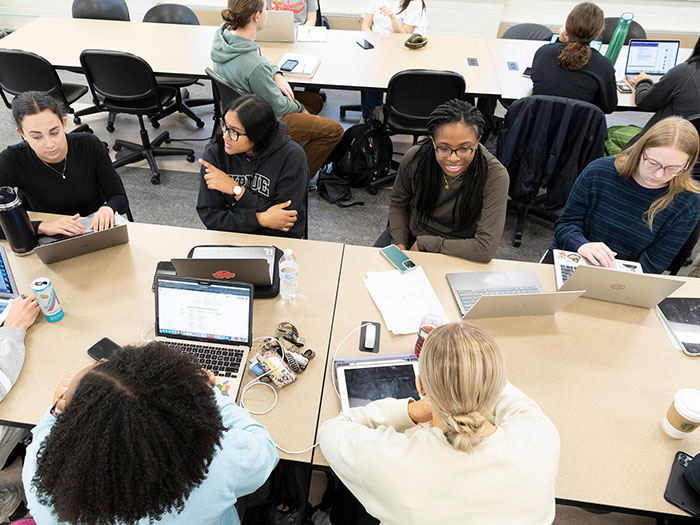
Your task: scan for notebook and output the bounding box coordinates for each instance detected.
[256,10,295,42]
[0,244,19,325]
[154,276,253,398]
[446,270,543,316]
[553,249,642,289]
[624,40,680,81]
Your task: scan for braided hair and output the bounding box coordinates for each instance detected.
[413,99,488,233]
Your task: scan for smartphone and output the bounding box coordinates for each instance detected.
[356,39,374,50]
[280,59,298,72]
[617,81,633,93]
[87,337,122,361]
[522,67,533,78]
[681,342,700,357]
[664,451,700,517]
[380,244,417,273]
[590,40,603,51]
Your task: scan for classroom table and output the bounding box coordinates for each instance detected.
[0,216,344,463]
[313,245,700,518]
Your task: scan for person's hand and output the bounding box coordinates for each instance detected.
[205,369,216,386]
[52,360,106,414]
[37,214,86,236]
[3,295,40,330]
[273,73,295,101]
[396,243,407,250]
[578,242,617,267]
[379,5,396,17]
[558,25,568,42]
[408,397,433,424]
[409,241,419,252]
[631,72,651,86]
[199,159,240,196]
[256,201,297,232]
[301,107,311,115]
[91,206,115,232]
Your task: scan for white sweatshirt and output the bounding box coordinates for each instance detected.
[319,382,560,525]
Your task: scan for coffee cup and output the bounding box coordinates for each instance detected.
[662,388,700,439]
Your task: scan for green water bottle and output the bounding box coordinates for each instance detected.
[605,12,634,65]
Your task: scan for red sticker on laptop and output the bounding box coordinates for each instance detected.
[212,270,236,279]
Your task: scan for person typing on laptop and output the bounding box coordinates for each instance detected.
[553,117,700,274]
[0,91,129,238]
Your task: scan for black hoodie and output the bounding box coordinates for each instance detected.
[196,122,308,238]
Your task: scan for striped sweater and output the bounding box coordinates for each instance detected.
[554,156,700,273]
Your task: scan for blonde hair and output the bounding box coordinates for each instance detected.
[419,322,506,453]
[558,3,605,71]
[615,116,700,228]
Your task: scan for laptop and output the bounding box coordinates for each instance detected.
[624,40,680,82]
[35,223,129,264]
[154,275,253,397]
[172,245,275,287]
[256,10,295,43]
[0,244,19,325]
[462,290,584,319]
[553,249,642,289]
[446,270,544,316]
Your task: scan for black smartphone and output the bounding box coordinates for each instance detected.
[356,39,374,50]
[87,337,123,361]
[616,81,633,93]
[522,67,533,78]
[280,59,298,72]
[664,451,700,517]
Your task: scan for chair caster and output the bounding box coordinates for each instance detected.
[151,174,161,185]
[512,233,522,248]
[186,154,195,163]
[106,124,115,133]
[151,120,160,129]
[367,186,378,195]
[113,144,122,151]
[340,109,346,118]
[73,116,81,124]
[196,120,205,128]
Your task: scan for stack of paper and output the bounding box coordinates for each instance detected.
[363,266,449,335]
[277,53,321,77]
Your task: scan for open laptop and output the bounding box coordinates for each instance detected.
[256,10,295,43]
[0,244,19,325]
[35,223,129,264]
[172,246,275,287]
[154,275,253,398]
[463,290,584,319]
[447,270,544,316]
[624,40,680,82]
[553,249,642,289]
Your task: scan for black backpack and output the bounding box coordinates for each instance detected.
[326,119,393,188]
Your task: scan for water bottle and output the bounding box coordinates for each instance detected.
[279,248,299,300]
[0,186,37,256]
[605,12,634,66]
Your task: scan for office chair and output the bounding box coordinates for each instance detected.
[143,4,212,130]
[600,18,646,45]
[205,67,246,125]
[365,69,466,194]
[72,0,130,20]
[501,23,553,41]
[80,49,195,185]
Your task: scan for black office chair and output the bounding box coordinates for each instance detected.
[80,49,195,185]
[501,23,553,41]
[599,18,646,45]
[366,69,466,193]
[72,0,130,20]
[143,4,212,129]
[205,67,246,125]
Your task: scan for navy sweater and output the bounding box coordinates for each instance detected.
[554,156,700,273]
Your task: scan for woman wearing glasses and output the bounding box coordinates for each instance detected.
[197,94,307,237]
[554,116,700,273]
[378,98,509,262]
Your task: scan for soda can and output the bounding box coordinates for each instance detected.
[31,277,64,322]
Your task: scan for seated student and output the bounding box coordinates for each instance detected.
[0,91,129,237]
[319,322,560,524]
[554,116,700,274]
[531,2,617,114]
[211,0,343,178]
[197,95,307,238]
[267,0,317,27]
[22,342,278,525]
[0,296,40,402]
[376,99,508,263]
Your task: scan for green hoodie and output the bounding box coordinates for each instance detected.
[211,23,304,118]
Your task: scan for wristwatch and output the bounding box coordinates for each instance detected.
[232,184,243,197]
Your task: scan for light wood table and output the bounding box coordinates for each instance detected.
[314,245,700,518]
[0,217,343,463]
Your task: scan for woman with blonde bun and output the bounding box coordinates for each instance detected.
[319,322,560,524]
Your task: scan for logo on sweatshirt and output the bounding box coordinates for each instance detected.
[270,0,307,14]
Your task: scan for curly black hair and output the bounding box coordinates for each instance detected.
[32,343,226,525]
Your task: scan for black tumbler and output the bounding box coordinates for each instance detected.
[0,186,37,255]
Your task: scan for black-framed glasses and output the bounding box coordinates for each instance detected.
[221,122,246,142]
[641,150,687,177]
[433,143,476,159]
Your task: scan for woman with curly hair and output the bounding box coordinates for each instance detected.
[22,343,278,525]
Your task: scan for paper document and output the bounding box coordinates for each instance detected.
[296,26,327,42]
[278,53,321,77]
[364,266,449,335]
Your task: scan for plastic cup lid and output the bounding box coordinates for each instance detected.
[675,389,700,422]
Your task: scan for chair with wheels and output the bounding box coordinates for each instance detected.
[80,49,195,185]
[205,67,246,126]
[599,18,646,45]
[72,0,130,20]
[143,4,213,130]
[501,23,553,41]
[366,69,466,194]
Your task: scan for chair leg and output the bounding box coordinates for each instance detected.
[513,203,530,247]
[106,112,117,133]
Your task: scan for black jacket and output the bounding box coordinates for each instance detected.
[496,95,607,209]
[196,122,308,238]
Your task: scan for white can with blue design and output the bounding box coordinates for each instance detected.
[31,277,64,322]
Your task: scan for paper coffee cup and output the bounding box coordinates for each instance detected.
[662,388,700,439]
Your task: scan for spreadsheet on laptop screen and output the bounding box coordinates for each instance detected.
[626,41,679,75]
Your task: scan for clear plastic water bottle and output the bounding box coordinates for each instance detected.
[279,248,299,300]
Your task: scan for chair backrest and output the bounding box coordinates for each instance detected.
[205,67,246,121]
[501,23,553,41]
[600,18,646,45]
[72,0,130,21]
[0,49,69,109]
[80,50,163,114]
[383,69,466,137]
[687,113,700,179]
[143,3,200,25]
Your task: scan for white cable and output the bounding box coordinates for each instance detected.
[140,322,155,342]
[331,323,373,399]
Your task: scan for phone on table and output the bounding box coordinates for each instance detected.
[522,67,533,78]
[356,39,374,50]
[280,59,298,72]
[87,337,123,361]
[380,244,416,273]
[664,451,700,517]
[616,81,633,93]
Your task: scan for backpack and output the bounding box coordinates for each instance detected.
[326,120,393,188]
[316,169,364,208]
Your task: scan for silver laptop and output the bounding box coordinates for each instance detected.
[560,265,684,308]
[463,290,584,319]
[624,40,680,82]
[0,244,19,324]
[446,270,543,316]
[256,10,295,42]
[154,275,253,397]
[35,223,129,264]
[553,249,642,289]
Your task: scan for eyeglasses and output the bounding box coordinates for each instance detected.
[642,150,687,177]
[221,122,246,142]
[433,144,476,159]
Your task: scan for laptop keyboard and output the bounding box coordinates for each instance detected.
[164,341,244,378]
[559,264,576,284]
[457,286,540,311]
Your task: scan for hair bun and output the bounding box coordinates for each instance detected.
[221,8,235,26]
[449,411,486,433]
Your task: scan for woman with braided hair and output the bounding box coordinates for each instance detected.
[377,98,509,262]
